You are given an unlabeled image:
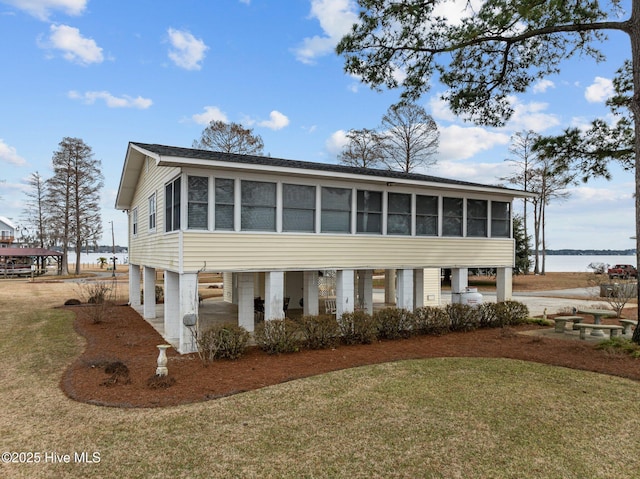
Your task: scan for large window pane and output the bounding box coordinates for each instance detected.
[416,195,438,236]
[215,178,234,230]
[241,180,276,231]
[491,201,511,237]
[188,176,208,230]
[165,176,181,232]
[387,192,411,235]
[357,190,382,234]
[442,197,462,236]
[321,187,351,233]
[467,199,487,237]
[283,184,315,232]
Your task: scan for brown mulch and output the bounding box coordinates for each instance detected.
[61,304,640,408]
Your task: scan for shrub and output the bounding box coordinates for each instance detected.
[478,302,498,328]
[494,301,530,327]
[147,375,176,389]
[445,303,480,332]
[374,307,413,339]
[254,319,300,354]
[411,306,450,336]
[197,323,250,361]
[338,310,378,345]
[295,314,340,350]
[596,337,640,358]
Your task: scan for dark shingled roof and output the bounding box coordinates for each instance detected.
[131,142,518,192]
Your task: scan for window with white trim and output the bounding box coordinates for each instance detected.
[241,180,276,231]
[387,192,411,235]
[188,176,209,230]
[416,195,438,236]
[283,184,315,232]
[148,193,156,231]
[132,207,138,236]
[165,176,181,232]
[442,197,463,236]
[491,201,511,237]
[357,190,382,234]
[215,178,234,230]
[467,199,488,237]
[321,187,351,233]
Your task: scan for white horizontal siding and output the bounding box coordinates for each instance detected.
[179,232,514,272]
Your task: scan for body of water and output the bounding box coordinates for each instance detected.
[533,255,636,273]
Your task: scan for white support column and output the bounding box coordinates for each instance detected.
[303,271,319,316]
[179,273,199,354]
[237,272,255,332]
[164,271,180,342]
[264,271,285,321]
[384,269,396,305]
[336,269,355,317]
[451,268,469,304]
[143,266,156,319]
[496,267,513,302]
[128,264,141,307]
[396,269,414,310]
[413,268,425,309]
[360,269,373,315]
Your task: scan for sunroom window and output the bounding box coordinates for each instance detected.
[416,195,438,236]
[467,199,488,237]
[357,190,382,234]
[387,193,411,235]
[215,178,234,231]
[165,176,181,232]
[241,180,276,231]
[283,184,316,232]
[491,201,511,237]
[321,187,351,233]
[188,176,208,230]
[442,197,463,236]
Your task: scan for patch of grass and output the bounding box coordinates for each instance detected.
[597,337,640,358]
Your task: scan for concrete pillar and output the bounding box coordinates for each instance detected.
[413,268,424,309]
[264,271,285,320]
[336,269,355,317]
[384,269,396,305]
[164,271,180,342]
[237,272,255,332]
[129,264,141,307]
[496,267,513,302]
[303,271,319,316]
[451,268,469,304]
[143,266,156,319]
[396,269,414,310]
[358,270,373,314]
[179,273,199,354]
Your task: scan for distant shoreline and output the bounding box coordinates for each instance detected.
[543,249,635,256]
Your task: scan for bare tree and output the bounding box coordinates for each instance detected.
[193,120,264,155]
[45,138,104,275]
[22,171,48,249]
[338,128,386,168]
[380,103,439,173]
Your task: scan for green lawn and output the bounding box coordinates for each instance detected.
[1,280,639,478]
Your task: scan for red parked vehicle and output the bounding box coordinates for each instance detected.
[607,264,638,279]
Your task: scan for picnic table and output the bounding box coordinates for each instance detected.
[577,308,617,337]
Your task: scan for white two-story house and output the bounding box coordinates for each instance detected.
[116,142,528,353]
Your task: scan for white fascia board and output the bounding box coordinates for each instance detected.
[156,155,528,199]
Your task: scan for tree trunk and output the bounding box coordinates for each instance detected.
[630,1,640,344]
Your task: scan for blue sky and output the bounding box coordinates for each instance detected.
[0,0,634,250]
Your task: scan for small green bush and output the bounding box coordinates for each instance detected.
[295,314,340,350]
[254,319,300,354]
[338,310,378,345]
[445,303,480,332]
[494,301,530,326]
[374,307,413,339]
[411,306,450,336]
[596,337,640,358]
[198,323,250,361]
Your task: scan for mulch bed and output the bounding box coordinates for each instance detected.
[61,304,640,408]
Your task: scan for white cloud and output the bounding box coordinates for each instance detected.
[258,111,290,130]
[192,106,228,125]
[505,97,560,132]
[431,160,507,185]
[325,129,348,156]
[533,79,555,94]
[1,0,86,20]
[428,95,457,122]
[437,125,510,161]
[294,0,358,64]
[0,139,26,166]
[167,28,208,70]
[44,24,103,65]
[585,76,614,103]
[68,90,152,109]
